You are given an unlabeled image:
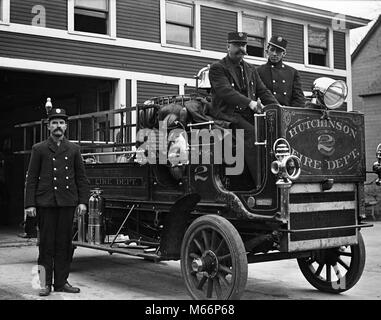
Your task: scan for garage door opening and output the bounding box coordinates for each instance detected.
[0,69,116,226]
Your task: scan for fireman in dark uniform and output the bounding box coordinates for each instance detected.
[257,35,306,108]
[24,108,90,296]
[209,32,278,182]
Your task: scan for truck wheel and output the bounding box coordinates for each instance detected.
[180,214,247,300]
[297,232,366,293]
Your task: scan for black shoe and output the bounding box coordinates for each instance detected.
[17,232,37,239]
[39,285,51,296]
[55,282,80,293]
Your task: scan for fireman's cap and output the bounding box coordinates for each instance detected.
[227,32,248,44]
[268,35,288,51]
[48,108,68,121]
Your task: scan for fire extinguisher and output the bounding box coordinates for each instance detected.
[87,188,104,244]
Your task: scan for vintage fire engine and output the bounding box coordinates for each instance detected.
[16,68,381,300]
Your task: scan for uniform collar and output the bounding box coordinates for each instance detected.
[267,59,284,69]
[223,55,250,91]
[47,136,69,154]
[226,54,243,66]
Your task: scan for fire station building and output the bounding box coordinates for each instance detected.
[0,0,369,225]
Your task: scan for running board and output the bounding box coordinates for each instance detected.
[72,241,162,262]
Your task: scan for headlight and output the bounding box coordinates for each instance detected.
[283,155,301,180]
[312,77,348,110]
[271,138,301,181]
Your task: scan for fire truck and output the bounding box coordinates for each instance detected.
[16,67,381,300]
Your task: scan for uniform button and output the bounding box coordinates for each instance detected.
[54,168,57,171]
[65,156,68,160]
[54,177,57,181]
[282,65,285,68]
[271,65,274,68]
[66,186,69,189]
[53,158,56,161]
[284,92,287,95]
[272,80,276,83]
[273,92,276,95]
[65,166,68,170]
[54,187,57,190]
[66,176,69,180]
[282,80,286,83]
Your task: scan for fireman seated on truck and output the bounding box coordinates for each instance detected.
[208,31,278,181]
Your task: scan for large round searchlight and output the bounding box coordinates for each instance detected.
[312,77,348,110]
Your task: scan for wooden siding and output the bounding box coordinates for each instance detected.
[352,22,381,113]
[352,22,381,182]
[333,31,346,70]
[137,81,179,103]
[271,19,304,64]
[117,0,160,42]
[363,95,381,178]
[0,32,215,79]
[201,6,237,52]
[10,0,67,30]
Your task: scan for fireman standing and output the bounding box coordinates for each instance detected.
[24,108,90,296]
[257,35,306,108]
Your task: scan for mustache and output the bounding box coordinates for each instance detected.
[235,48,247,56]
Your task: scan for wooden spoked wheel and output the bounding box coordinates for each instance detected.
[180,215,248,300]
[297,232,366,293]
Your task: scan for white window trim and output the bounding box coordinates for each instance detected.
[304,23,334,71]
[0,0,10,25]
[238,10,269,63]
[345,29,352,111]
[160,0,201,51]
[68,0,116,39]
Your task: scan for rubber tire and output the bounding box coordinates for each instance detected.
[297,232,366,293]
[180,214,248,300]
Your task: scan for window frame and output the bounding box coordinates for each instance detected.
[0,0,10,25]
[304,23,334,70]
[160,0,200,51]
[242,14,267,59]
[68,0,116,39]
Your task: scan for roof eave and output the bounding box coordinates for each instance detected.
[239,0,370,29]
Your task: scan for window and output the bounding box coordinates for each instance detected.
[308,26,329,67]
[242,15,266,57]
[74,0,109,35]
[166,1,194,47]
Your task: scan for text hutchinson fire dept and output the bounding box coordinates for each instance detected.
[292,148,360,170]
[91,177,143,186]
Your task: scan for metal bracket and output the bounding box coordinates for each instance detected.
[254,113,267,146]
[279,223,373,233]
[110,204,135,248]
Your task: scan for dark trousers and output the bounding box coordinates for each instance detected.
[37,206,75,288]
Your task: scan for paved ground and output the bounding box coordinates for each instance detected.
[0,222,380,300]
